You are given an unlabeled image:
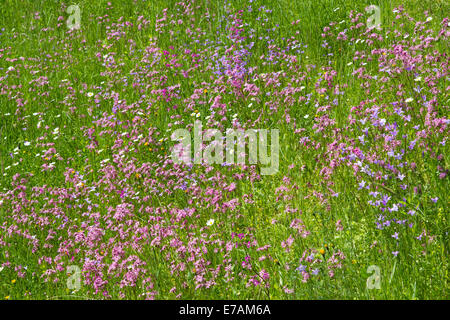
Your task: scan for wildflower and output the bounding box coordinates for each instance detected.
[11,279,16,284]
[87,92,94,97]
[284,287,294,294]
[405,97,413,103]
[319,249,325,255]
[24,141,31,146]
[431,197,438,203]
[206,219,214,226]
[4,296,9,300]
[392,251,399,257]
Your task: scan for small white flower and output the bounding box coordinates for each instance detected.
[87,92,94,97]
[426,17,433,22]
[304,114,309,119]
[414,76,422,82]
[206,219,215,226]
[405,97,413,103]
[24,141,31,146]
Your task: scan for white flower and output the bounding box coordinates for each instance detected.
[414,76,422,82]
[206,219,215,226]
[24,141,31,146]
[304,114,309,119]
[405,97,413,103]
[87,92,94,97]
[426,17,433,22]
